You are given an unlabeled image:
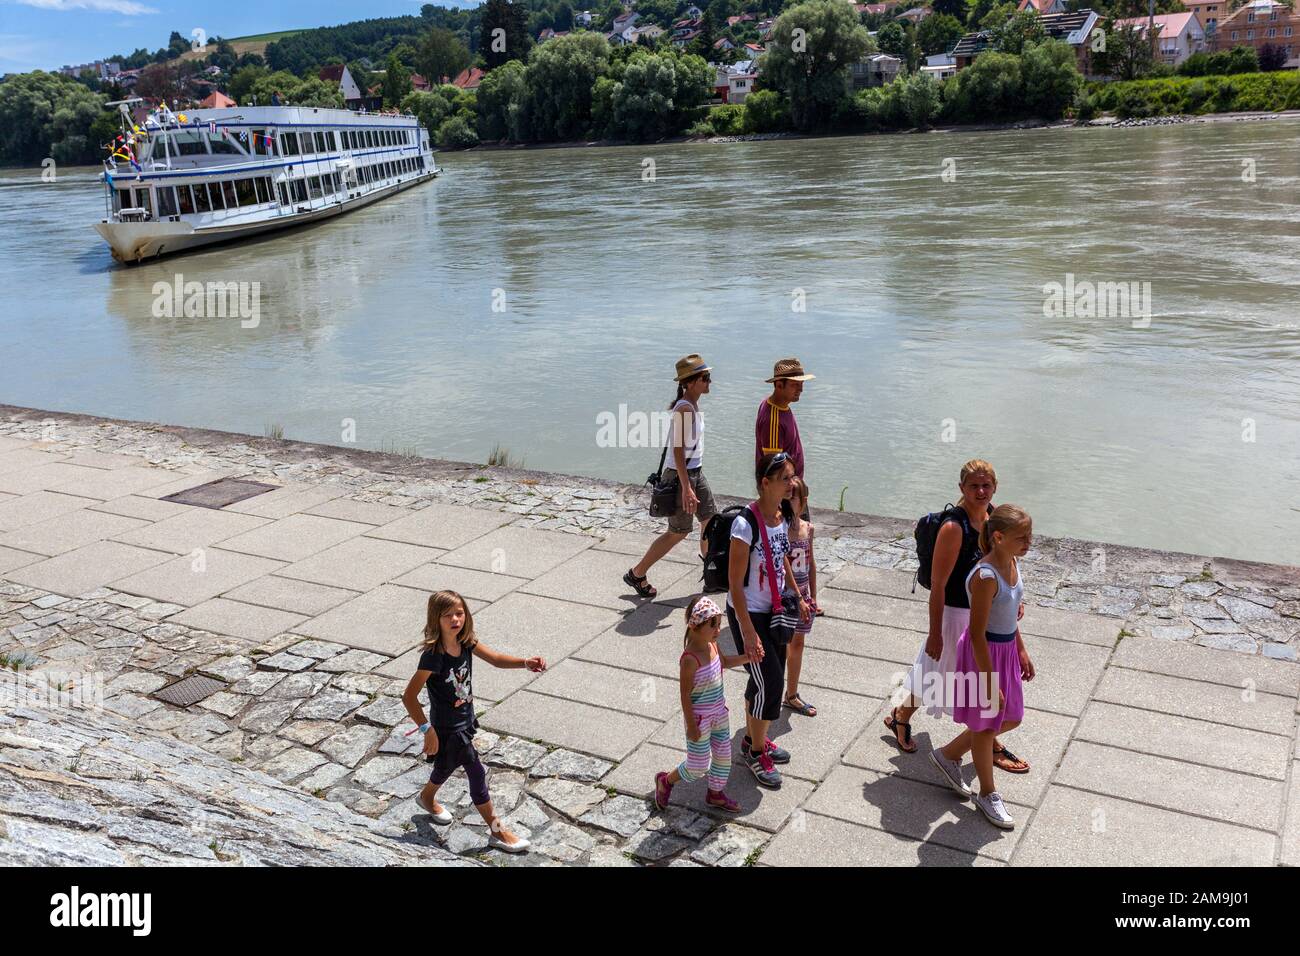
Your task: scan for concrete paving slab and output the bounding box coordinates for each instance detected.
[223,484,345,518]
[821,587,930,632]
[1282,768,1300,868]
[601,740,815,832]
[294,584,436,656]
[0,545,43,575]
[802,763,1028,862]
[1019,604,1121,647]
[1112,635,1300,697]
[648,566,710,608]
[0,448,67,474]
[365,502,513,550]
[1020,636,1111,717]
[170,598,309,643]
[0,509,145,557]
[528,659,680,720]
[1053,739,1284,831]
[842,699,1077,809]
[1093,667,1295,736]
[520,549,696,612]
[61,450,144,469]
[649,676,873,783]
[275,537,445,591]
[0,462,106,495]
[470,593,624,702]
[573,602,690,680]
[108,548,284,607]
[49,466,181,501]
[1076,701,1292,780]
[0,491,101,532]
[480,691,658,762]
[389,564,529,603]
[0,437,36,454]
[436,525,592,579]
[590,530,701,565]
[1014,785,1276,866]
[806,617,923,665]
[828,566,922,602]
[793,645,904,699]
[6,541,174,597]
[304,498,409,526]
[216,513,368,562]
[221,576,360,617]
[87,495,193,522]
[112,508,270,555]
[761,811,1000,867]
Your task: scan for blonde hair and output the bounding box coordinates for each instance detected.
[960,459,998,488]
[979,504,1031,555]
[422,590,477,652]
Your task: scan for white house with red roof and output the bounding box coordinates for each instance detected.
[1114,12,1207,65]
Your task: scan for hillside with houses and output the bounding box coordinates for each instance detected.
[3,0,1299,167]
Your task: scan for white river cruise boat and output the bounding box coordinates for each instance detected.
[95,100,440,263]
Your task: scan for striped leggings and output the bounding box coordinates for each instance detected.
[678,711,731,792]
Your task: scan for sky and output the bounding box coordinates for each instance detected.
[0,0,475,74]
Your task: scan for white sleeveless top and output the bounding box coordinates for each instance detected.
[668,399,703,470]
[964,560,1023,635]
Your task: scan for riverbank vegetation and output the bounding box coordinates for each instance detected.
[1086,71,1300,119]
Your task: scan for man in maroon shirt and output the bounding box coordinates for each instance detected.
[755,357,813,479]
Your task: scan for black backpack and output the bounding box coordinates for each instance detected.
[914,503,965,592]
[701,505,759,594]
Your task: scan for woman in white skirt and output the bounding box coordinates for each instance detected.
[885,460,1029,774]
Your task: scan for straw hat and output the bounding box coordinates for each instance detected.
[766,357,815,383]
[674,354,713,382]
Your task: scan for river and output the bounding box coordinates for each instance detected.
[2,119,1298,565]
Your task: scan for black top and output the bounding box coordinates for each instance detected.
[940,507,985,610]
[418,645,476,732]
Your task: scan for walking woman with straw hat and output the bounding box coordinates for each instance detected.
[624,354,718,599]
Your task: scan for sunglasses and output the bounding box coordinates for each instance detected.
[763,452,790,476]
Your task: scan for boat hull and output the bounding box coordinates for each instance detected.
[96,170,438,264]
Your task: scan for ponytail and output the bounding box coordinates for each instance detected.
[668,382,686,411]
[980,504,1031,555]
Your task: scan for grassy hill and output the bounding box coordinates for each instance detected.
[178,30,306,63]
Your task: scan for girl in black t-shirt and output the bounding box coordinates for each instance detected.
[401,589,546,854]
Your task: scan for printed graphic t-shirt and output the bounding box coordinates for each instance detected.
[726,508,791,614]
[418,645,476,732]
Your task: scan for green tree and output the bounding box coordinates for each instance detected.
[135,62,180,102]
[229,65,269,104]
[991,9,1044,53]
[249,71,344,108]
[436,114,480,147]
[417,27,473,85]
[482,0,533,69]
[942,49,1022,120]
[978,1,1017,29]
[876,21,910,57]
[742,88,791,131]
[524,31,610,139]
[763,0,874,130]
[607,48,712,140]
[403,87,461,135]
[930,0,969,18]
[1097,21,1154,80]
[0,71,109,166]
[897,70,941,126]
[916,13,964,55]
[475,58,530,140]
[1019,38,1081,118]
[382,53,412,106]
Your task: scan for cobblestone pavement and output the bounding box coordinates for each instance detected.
[1,408,1297,867]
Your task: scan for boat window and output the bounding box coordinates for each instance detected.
[112,188,123,213]
[177,184,195,214]
[263,176,274,200]
[293,179,308,203]
[208,134,242,155]
[253,177,264,204]
[277,182,287,205]
[193,182,213,212]
[157,186,178,218]
[171,129,207,156]
[251,129,268,156]
[311,132,325,153]
[307,175,321,199]
[221,180,237,208]
[280,132,298,156]
[329,131,339,151]
[235,177,256,206]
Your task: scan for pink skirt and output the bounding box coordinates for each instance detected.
[949,627,1024,732]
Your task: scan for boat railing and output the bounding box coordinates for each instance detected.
[115,207,150,223]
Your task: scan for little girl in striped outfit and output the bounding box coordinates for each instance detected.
[655,596,750,813]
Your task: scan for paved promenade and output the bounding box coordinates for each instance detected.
[1,409,1297,866]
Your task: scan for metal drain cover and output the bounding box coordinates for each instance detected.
[153,675,226,707]
[162,477,278,510]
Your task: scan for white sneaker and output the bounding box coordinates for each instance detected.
[974,790,1015,829]
[928,750,972,798]
[488,833,530,854]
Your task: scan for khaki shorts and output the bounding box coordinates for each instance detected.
[665,468,717,534]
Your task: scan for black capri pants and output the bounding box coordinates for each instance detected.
[426,728,490,806]
[726,603,787,723]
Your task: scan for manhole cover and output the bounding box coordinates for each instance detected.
[162,478,278,510]
[153,675,226,707]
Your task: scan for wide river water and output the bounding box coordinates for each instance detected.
[3,120,1299,564]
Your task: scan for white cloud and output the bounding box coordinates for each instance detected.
[14,0,160,15]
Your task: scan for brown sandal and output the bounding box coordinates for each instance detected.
[623,568,657,598]
[884,707,916,753]
[992,743,1030,773]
